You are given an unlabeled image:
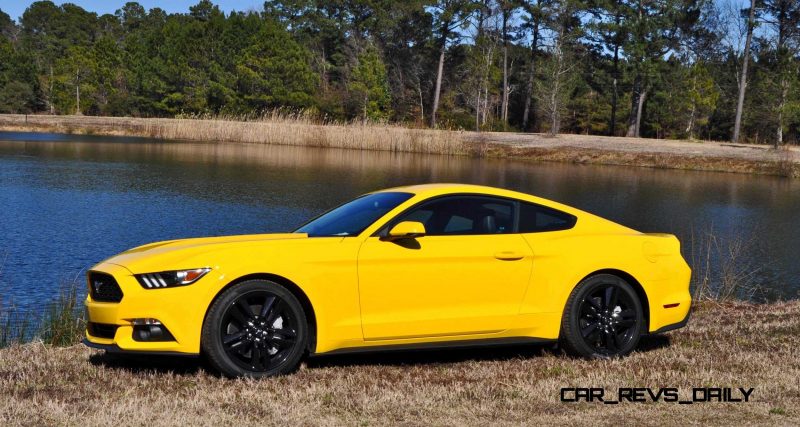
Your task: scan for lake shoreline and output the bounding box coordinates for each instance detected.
[1,113,799,178]
[1,300,797,424]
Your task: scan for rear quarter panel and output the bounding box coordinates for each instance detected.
[520,226,691,337]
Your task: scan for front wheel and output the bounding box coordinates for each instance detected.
[559,274,645,358]
[202,280,308,378]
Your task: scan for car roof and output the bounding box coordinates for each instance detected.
[376,183,551,205]
[377,183,516,196]
[375,183,589,214]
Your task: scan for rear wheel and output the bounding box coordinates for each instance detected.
[560,274,644,358]
[202,280,308,378]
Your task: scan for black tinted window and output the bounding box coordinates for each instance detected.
[391,196,514,235]
[518,202,576,232]
[296,192,413,237]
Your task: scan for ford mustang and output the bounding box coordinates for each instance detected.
[83,184,691,377]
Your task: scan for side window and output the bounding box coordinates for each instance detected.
[518,202,576,233]
[391,196,515,236]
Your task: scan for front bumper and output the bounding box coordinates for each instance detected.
[82,338,198,357]
[83,262,212,355]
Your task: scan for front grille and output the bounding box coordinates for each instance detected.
[88,272,123,302]
[87,322,118,339]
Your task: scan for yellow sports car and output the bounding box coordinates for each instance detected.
[84,184,691,377]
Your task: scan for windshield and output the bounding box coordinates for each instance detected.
[295,192,414,237]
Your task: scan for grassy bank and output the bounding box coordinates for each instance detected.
[1,114,798,178]
[0,284,84,348]
[0,113,466,155]
[0,300,797,425]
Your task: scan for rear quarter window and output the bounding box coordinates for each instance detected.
[518,202,577,233]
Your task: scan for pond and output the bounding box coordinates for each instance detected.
[1,131,798,309]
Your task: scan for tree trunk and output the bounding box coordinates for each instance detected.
[777,79,787,147]
[501,10,509,125]
[610,43,619,136]
[363,93,368,122]
[626,74,642,137]
[430,42,446,128]
[733,0,756,143]
[320,48,328,93]
[481,79,489,125]
[634,88,647,137]
[481,45,491,126]
[549,80,560,136]
[548,35,563,136]
[75,68,81,116]
[418,83,424,124]
[686,72,697,138]
[626,79,647,138]
[475,88,481,132]
[48,65,55,115]
[775,3,788,148]
[522,22,539,132]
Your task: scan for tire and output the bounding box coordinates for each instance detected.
[559,274,645,358]
[202,279,308,378]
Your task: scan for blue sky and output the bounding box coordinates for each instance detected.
[2,1,265,21]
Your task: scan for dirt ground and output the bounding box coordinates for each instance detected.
[470,131,800,163]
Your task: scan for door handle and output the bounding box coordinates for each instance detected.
[494,251,525,261]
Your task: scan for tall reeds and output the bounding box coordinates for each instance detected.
[0,111,468,155]
[144,111,467,154]
[0,281,85,349]
[689,226,765,302]
[38,282,85,346]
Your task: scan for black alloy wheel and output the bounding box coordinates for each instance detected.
[560,274,644,358]
[202,280,308,378]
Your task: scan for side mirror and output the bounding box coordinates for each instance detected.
[384,221,426,241]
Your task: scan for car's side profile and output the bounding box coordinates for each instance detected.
[83,184,691,377]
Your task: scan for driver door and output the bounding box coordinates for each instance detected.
[357,196,533,340]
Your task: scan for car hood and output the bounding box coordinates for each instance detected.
[101,233,309,274]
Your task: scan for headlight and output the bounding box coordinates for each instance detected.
[135,268,211,289]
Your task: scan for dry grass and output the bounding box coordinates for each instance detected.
[0,113,467,155]
[689,227,766,302]
[0,283,84,349]
[1,114,799,177]
[1,301,798,426]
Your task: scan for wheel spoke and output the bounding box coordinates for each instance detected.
[266,300,285,324]
[250,346,264,370]
[228,304,250,326]
[616,318,636,327]
[223,330,247,346]
[259,296,276,318]
[604,328,617,351]
[226,339,251,356]
[588,295,603,311]
[618,309,635,319]
[581,323,598,338]
[271,329,296,347]
[581,303,599,319]
[605,286,618,309]
[236,299,255,318]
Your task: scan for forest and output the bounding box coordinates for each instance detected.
[0,0,798,144]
